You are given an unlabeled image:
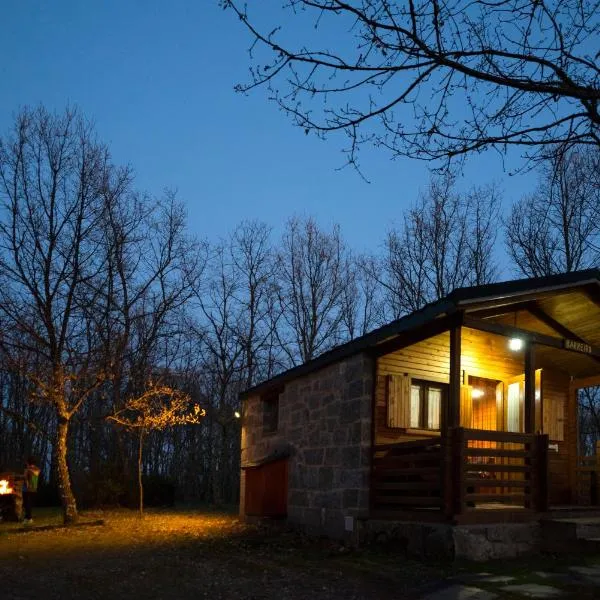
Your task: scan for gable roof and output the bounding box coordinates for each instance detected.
[241,269,600,399]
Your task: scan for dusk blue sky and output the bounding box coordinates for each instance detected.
[1,1,535,267]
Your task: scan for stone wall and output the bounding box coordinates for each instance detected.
[240,352,373,538]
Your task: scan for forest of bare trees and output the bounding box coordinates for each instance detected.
[1,107,599,518]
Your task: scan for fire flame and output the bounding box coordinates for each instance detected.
[0,479,13,495]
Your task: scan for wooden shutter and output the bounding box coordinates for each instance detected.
[460,385,473,428]
[387,374,411,428]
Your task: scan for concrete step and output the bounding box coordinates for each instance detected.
[540,518,600,553]
[580,537,600,553]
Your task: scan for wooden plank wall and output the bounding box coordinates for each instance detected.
[376,331,449,445]
[376,328,524,445]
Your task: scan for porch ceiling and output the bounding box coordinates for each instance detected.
[467,288,600,378]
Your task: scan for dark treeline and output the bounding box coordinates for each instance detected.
[1,107,599,519]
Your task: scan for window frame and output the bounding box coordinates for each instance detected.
[262,390,280,435]
[409,379,446,431]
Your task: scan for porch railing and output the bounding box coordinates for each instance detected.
[447,428,548,516]
[371,429,550,518]
[575,442,600,506]
[372,437,442,512]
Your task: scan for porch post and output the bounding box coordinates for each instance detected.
[449,325,461,429]
[524,342,536,434]
[443,324,461,519]
[567,383,578,504]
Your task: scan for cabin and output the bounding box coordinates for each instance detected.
[239,270,600,558]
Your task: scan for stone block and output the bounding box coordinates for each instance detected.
[304,467,319,488]
[318,467,334,488]
[357,489,370,510]
[343,488,359,508]
[347,380,364,400]
[333,428,348,445]
[453,529,494,562]
[308,430,321,446]
[361,422,372,443]
[312,490,342,509]
[339,469,363,488]
[308,394,320,410]
[325,447,340,465]
[345,360,362,383]
[341,445,360,468]
[304,448,324,465]
[349,422,362,444]
[288,490,308,507]
[326,399,340,417]
[302,507,322,528]
[287,504,303,521]
[340,398,361,423]
[360,395,372,418]
[425,527,454,560]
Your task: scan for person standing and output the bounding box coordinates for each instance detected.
[23,457,41,524]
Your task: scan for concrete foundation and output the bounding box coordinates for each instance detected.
[357,519,542,561]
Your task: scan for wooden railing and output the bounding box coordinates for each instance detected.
[575,444,600,506]
[449,428,548,515]
[371,438,442,512]
[371,429,550,519]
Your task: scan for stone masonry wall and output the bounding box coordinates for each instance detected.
[240,352,373,538]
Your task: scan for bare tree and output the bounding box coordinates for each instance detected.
[277,217,350,363]
[230,221,281,387]
[223,1,600,167]
[506,147,600,277]
[377,173,500,316]
[341,253,386,338]
[0,107,115,523]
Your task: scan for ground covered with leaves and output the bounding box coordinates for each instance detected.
[0,509,599,599]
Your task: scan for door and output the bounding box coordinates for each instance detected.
[244,458,288,517]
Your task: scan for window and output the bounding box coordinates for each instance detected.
[507,381,522,433]
[411,380,443,430]
[387,374,444,430]
[262,391,279,434]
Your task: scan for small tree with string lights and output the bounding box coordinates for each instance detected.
[108,385,205,516]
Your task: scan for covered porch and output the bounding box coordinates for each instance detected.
[370,281,600,523]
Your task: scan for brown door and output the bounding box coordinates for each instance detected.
[244,458,288,517]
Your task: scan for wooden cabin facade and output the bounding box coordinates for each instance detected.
[240,271,600,538]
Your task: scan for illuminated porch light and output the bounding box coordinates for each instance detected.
[508,338,524,351]
[471,388,484,399]
[234,411,241,419]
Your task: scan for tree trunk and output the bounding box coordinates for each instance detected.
[56,416,78,524]
[138,429,145,518]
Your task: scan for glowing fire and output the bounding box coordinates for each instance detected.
[0,479,13,495]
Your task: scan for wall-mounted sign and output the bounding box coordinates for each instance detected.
[564,339,592,354]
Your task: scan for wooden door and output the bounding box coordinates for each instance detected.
[244,458,288,517]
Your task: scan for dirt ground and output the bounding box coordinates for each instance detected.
[0,509,599,600]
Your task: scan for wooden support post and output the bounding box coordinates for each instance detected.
[454,427,466,516]
[594,441,600,506]
[535,434,549,512]
[567,384,579,504]
[443,428,455,520]
[524,342,536,434]
[449,326,462,429]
